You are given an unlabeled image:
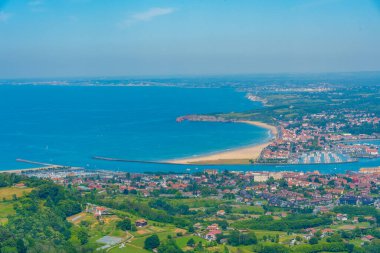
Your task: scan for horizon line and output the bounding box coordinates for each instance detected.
[1,70,380,81]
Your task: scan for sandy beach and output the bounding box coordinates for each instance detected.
[168,120,277,165]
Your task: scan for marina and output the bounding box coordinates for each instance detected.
[293,151,357,164]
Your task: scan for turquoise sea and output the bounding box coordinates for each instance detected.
[0,84,379,173]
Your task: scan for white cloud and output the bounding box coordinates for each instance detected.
[133,7,175,21]
[28,0,47,12]
[0,11,11,23]
[120,7,175,27]
[28,0,44,6]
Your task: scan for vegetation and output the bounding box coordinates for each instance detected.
[234,214,332,232]
[1,170,379,253]
[144,234,160,250]
[117,218,132,231]
[332,206,378,218]
[0,174,95,252]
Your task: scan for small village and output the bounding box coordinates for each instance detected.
[22,167,380,211]
[9,165,378,252]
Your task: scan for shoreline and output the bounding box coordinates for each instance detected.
[167,120,278,165]
[0,165,68,174]
[1,159,82,174]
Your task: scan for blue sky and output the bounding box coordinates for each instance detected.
[0,0,380,78]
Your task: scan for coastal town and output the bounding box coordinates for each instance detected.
[258,109,380,164]
[1,0,380,252]
[1,165,379,252]
[175,83,380,166]
[1,82,379,253]
[19,166,380,212]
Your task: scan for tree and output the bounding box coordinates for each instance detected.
[77,229,89,245]
[157,239,183,253]
[242,232,258,245]
[58,199,81,216]
[217,220,229,230]
[35,183,64,203]
[266,177,275,185]
[223,193,235,200]
[326,233,343,243]
[145,234,160,250]
[353,227,362,237]
[228,230,241,246]
[228,230,257,246]
[16,239,27,253]
[187,238,195,247]
[346,243,355,253]
[117,218,132,231]
[361,240,380,253]
[0,176,99,252]
[80,220,91,227]
[1,246,18,253]
[195,242,203,251]
[309,237,319,245]
[279,179,288,188]
[257,244,290,253]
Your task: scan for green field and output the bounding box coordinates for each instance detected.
[175,235,207,248]
[232,205,265,214]
[110,244,150,253]
[0,186,33,225]
[0,202,16,224]
[170,198,229,208]
[0,202,16,216]
[0,186,33,200]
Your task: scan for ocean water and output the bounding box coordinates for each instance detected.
[1,85,379,173]
[0,85,269,170]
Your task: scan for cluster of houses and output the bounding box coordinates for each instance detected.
[85,203,111,217]
[194,223,222,241]
[337,143,379,158]
[24,167,380,214]
[258,108,379,163]
[250,171,380,210]
[20,166,380,247]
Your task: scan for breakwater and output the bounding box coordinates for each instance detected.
[93,156,185,165]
